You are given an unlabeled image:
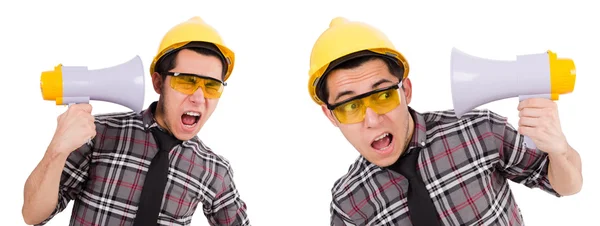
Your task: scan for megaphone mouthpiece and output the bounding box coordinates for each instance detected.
[40,64,64,101]
[40,55,146,113]
[548,51,576,95]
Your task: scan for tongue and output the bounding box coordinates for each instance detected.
[181,115,196,125]
[371,135,391,150]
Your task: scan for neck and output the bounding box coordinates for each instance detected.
[153,100,171,134]
[403,111,416,152]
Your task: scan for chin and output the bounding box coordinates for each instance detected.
[366,156,398,167]
[175,134,195,141]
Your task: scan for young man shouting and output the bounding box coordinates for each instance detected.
[307,17,582,226]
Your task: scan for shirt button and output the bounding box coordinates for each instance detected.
[421,141,425,146]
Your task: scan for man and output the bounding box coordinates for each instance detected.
[22,16,250,226]
[308,17,583,226]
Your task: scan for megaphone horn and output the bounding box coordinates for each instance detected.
[450,47,576,149]
[40,55,146,113]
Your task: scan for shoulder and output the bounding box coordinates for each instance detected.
[419,108,509,129]
[92,111,145,130]
[331,156,382,198]
[184,138,234,175]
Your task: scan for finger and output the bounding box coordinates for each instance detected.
[69,103,92,113]
[519,116,539,127]
[518,126,536,137]
[66,104,82,117]
[518,98,554,110]
[89,129,97,140]
[87,119,96,130]
[519,108,548,118]
[84,113,95,124]
[77,104,93,113]
[82,123,96,139]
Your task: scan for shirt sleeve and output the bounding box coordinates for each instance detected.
[330,199,353,226]
[488,111,561,197]
[205,165,250,226]
[36,142,93,225]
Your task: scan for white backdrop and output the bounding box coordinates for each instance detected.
[0,0,598,225]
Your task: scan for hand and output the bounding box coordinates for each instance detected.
[517,98,568,155]
[48,104,96,155]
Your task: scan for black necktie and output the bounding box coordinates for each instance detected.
[389,148,442,226]
[132,127,181,226]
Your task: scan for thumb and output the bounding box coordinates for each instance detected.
[80,103,93,113]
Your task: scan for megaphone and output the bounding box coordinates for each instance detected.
[450,47,576,149]
[40,55,146,113]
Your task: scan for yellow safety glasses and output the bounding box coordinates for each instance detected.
[327,84,401,124]
[164,72,226,98]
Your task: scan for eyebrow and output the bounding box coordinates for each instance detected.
[333,78,394,102]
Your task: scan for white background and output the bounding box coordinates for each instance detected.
[0,0,598,225]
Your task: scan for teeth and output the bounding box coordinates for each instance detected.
[185,111,200,116]
[374,133,389,141]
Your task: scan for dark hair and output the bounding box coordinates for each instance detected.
[316,52,404,104]
[154,41,227,81]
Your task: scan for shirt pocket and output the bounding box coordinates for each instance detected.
[161,182,201,219]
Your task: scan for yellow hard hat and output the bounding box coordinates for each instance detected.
[308,17,409,105]
[150,16,235,81]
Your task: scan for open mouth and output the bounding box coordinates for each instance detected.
[181,111,201,128]
[371,132,393,151]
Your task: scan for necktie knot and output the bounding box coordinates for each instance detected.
[395,149,420,179]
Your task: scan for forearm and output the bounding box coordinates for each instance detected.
[22,147,69,225]
[547,144,583,196]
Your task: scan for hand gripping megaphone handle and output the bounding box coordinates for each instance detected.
[65,100,94,146]
[517,93,552,150]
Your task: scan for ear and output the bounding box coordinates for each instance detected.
[151,72,164,94]
[321,105,339,127]
[401,77,413,105]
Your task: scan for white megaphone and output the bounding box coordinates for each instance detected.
[450,47,576,149]
[40,55,146,113]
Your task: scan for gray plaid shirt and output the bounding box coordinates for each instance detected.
[330,108,560,226]
[38,101,250,226]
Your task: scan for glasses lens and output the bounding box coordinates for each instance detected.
[170,75,224,98]
[333,99,366,124]
[202,79,224,98]
[333,88,401,124]
[369,89,400,114]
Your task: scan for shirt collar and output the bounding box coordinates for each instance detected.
[141,101,160,130]
[404,106,428,153]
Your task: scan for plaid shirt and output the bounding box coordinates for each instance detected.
[330,107,560,226]
[38,102,250,226]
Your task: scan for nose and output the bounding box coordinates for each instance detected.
[364,107,383,128]
[188,87,206,104]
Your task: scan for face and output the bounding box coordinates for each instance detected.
[322,58,414,167]
[151,49,224,141]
